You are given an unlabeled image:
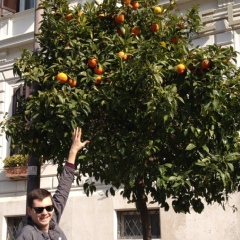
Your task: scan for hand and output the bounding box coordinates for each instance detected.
[70,127,90,154]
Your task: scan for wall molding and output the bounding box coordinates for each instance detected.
[0,32,34,51]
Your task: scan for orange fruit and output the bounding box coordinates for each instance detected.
[95,76,102,85]
[56,72,68,83]
[161,41,166,48]
[131,2,140,10]
[201,59,210,69]
[171,36,178,44]
[115,14,125,24]
[68,79,77,87]
[98,13,105,19]
[94,67,104,75]
[151,24,159,32]
[118,51,128,60]
[153,6,163,14]
[123,54,128,61]
[176,64,186,74]
[126,54,132,60]
[118,51,125,58]
[78,11,83,17]
[131,26,140,36]
[88,58,98,68]
[65,13,73,20]
[124,0,131,6]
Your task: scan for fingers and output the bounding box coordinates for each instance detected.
[72,127,88,144]
[70,127,90,154]
[72,128,77,136]
[72,128,76,141]
[72,127,81,137]
[77,128,82,140]
[82,140,90,147]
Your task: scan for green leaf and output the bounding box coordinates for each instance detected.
[110,187,115,196]
[202,145,209,153]
[186,143,196,151]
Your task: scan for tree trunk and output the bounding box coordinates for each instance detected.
[136,176,151,240]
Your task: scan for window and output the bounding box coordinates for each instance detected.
[11,85,30,155]
[1,0,18,13]
[6,216,26,240]
[117,209,160,239]
[0,0,35,14]
[19,0,35,11]
[12,84,32,115]
[12,85,24,116]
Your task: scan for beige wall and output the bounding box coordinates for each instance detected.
[161,194,240,240]
[39,163,240,240]
[0,164,240,240]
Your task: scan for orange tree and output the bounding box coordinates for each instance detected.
[2,0,240,239]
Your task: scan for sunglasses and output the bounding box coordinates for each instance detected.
[32,205,54,214]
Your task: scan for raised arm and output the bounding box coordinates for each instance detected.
[68,127,90,165]
[53,127,89,223]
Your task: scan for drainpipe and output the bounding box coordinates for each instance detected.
[33,0,42,50]
[26,0,43,199]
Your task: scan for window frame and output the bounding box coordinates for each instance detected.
[19,0,35,12]
[6,216,26,240]
[117,209,161,240]
[0,0,35,14]
[1,0,18,13]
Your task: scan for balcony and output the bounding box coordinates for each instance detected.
[0,8,35,51]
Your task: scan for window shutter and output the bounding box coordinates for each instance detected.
[1,0,18,13]
[12,84,35,115]
[12,85,24,115]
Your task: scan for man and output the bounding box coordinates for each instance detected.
[16,127,89,240]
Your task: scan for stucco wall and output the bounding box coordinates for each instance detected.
[161,194,240,240]
[0,163,240,240]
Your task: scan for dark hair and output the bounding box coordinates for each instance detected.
[27,188,53,207]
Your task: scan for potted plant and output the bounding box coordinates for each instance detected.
[3,154,28,180]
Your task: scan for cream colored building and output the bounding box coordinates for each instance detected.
[0,0,240,239]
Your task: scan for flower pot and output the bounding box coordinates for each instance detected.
[5,166,28,180]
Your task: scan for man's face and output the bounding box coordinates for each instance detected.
[27,196,54,232]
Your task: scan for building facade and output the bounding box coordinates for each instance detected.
[0,0,240,239]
